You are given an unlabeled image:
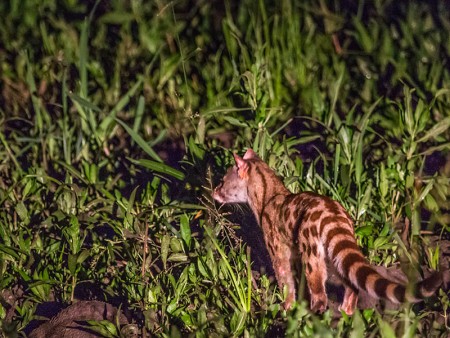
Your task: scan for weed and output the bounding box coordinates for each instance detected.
[0,0,449,336]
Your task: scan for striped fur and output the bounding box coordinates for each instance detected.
[213,149,442,315]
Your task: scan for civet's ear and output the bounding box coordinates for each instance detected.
[233,153,249,179]
[233,153,245,168]
[243,148,259,160]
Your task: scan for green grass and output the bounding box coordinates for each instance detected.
[1,0,449,336]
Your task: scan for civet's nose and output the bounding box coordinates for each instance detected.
[212,186,223,203]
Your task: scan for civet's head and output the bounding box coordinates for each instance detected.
[212,149,259,204]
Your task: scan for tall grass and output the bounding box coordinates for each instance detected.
[0,0,449,336]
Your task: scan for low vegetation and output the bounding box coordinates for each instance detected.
[0,0,449,336]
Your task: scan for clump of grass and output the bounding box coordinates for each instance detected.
[0,0,449,336]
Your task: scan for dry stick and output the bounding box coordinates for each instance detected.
[142,218,149,279]
[142,217,150,337]
[332,33,342,55]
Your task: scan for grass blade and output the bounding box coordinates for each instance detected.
[128,158,185,181]
[117,118,162,162]
[99,78,144,136]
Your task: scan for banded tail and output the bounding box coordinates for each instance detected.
[327,230,442,304]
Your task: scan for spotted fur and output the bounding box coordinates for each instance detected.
[213,149,442,314]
